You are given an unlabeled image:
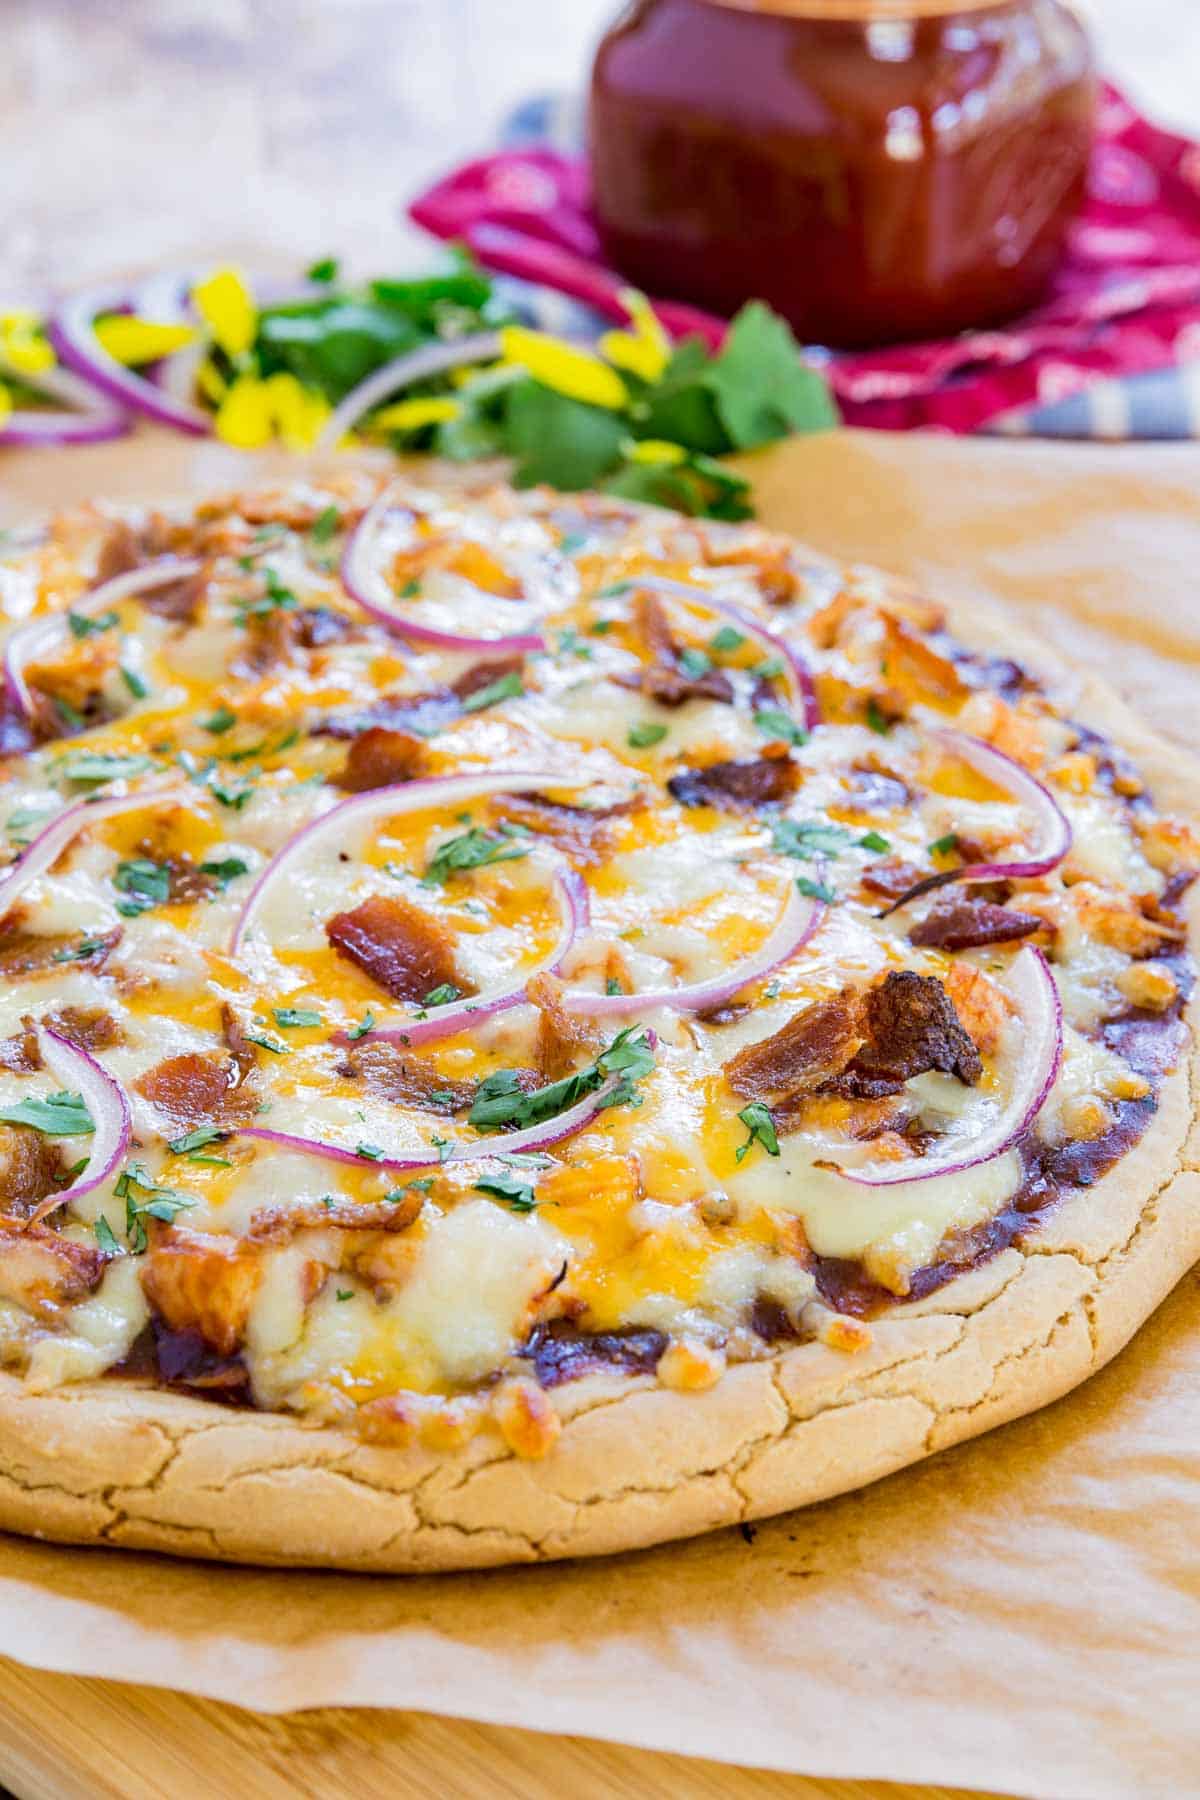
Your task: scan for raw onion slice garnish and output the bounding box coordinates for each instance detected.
[879,729,1073,917]
[25,1026,132,1225]
[3,556,202,722]
[0,788,186,920]
[229,770,593,962]
[315,331,504,453]
[562,881,822,1019]
[48,284,211,436]
[837,945,1063,1189]
[619,574,820,731]
[342,861,591,1049]
[341,480,548,654]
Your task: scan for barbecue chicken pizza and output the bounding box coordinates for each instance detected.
[0,465,1194,1570]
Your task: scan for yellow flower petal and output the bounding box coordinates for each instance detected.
[500,326,629,411]
[196,358,228,405]
[193,267,257,359]
[625,438,687,466]
[371,396,462,431]
[0,314,56,377]
[0,383,11,426]
[93,317,197,367]
[600,289,670,384]
[263,372,331,450]
[213,374,274,449]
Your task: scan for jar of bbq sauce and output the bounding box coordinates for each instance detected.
[589,0,1096,347]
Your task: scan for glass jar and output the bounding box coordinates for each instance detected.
[589,0,1096,347]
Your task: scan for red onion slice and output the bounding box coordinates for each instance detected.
[838,946,1063,1188]
[315,331,504,453]
[880,728,1073,915]
[341,481,548,654]
[623,575,820,731]
[3,556,201,722]
[241,1066,631,1173]
[0,788,186,919]
[564,881,822,1019]
[230,770,590,961]
[26,1026,132,1224]
[345,862,591,1048]
[48,285,211,436]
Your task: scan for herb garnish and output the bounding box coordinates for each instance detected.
[200,705,237,736]
[422,983,462,1008]
[929,833,959,858]
[735,1102,780,1164]
[68,609,119,639]
[474,1168,538,1212]
[274,1007,322,1029]
[310,503,341,543]
[627,721,668,750]
[113,857,171,916]
[114,1162,196,1253]
[796,875,838,904]
[469,1026,655,1133]
[346,1010,376,1041]
[459,671,524,713]
[0,1090,94,1136]
[426,823,528,883]
[754,708,807,747]
[60,751,153,787]
[199,856,250,890]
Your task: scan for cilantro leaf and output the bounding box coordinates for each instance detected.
[167,1125,227,1155]
[753,708,807,747]
[114,857,171,914]
[735,1101,780,1164]
[627,722,668,749]
[200,705,237,736]
[502,379,626,491]
[929,833,960,858]
[0,1090,94,1136]
[796,875,838,904]
[705,302,839,448]
[771,819,854,861]
[60,751,153,787]
[427,824,528,883]
[474,1169,538,1212]
[68,609,118,639]
[469,1027,655,1133]
[274,1007,322,1029]
[199,856,250,890]
[459,671,523,713]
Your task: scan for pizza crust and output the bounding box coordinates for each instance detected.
[0,562,1195,1572]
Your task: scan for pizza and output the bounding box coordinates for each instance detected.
[0,464,1195,1571]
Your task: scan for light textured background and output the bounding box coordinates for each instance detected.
[1,0,1197,294]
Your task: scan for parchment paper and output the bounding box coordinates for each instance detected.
[1,430,1199,1800]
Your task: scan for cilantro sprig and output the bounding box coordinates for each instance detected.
[469,1027,655,1134]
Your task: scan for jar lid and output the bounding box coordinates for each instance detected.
[703,0,1008,17]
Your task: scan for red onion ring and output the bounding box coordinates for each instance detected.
[48,285,211,436]
[25,1025,132,1224]
[880,728,1073,916]
[3,556,201,722]
[341,481,548,654]
[0,788,187,919]
[241,1063,635,1173]
[623,575,820,731]
[563,881,822,1019]
[315,331,504,453]
[341,861,591,1048]
[230,770,591,961]
[838,946,1063,1188]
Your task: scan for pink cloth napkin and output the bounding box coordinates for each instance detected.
[409,86,1200,434]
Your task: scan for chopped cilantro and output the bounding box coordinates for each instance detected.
[52,936,110,964]
[114,857,171,915]
[556,626,594,660]
[306,257,339,284]
[557,531,588,556]
[398,577,421,599]
[469,1026,655,1133]
[771,819,852,861]
[929,832,959,858]
[209,775,254,811]
[274,1007,322,1029]
[605,977,624,996]
[6,801,56,842]
[93,1215,122,1255]
[355,1143,386,1161]
[167,1125,227,1155]
[385,1176,434,1203]
[423,983,462,1008]
[709,625,746,655]
[474,1169,538,1212]
[459,671,524,713]
[0,1090,93,1136]
[200,705,237,736]
[796,875,837,904]
[60,751,153,787]
[735,1101,780,1164]
[753,655,785,680]
[866,700,892,736]
[427,823,528,882]
[627,722,668,749]
[346,1010,376,1041]
[335,1288,354,1302]
[859,830,891,853]
[199,856,250,890]
[677,645,712,680]
[245,1030,289,1056]
[310,503,341,543]
[115,1162,195,1253]
[754,708,807,747]
[120,664,150,700]
[68,609,119,639]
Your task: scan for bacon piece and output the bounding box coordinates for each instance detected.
[0,1017,40,1073]
[528,972,598,1080]
[140,1227,265,1357]
[492,791,637,867]
[135,1052,261,1128]
[0,1125,66,1216]
[141,561,210,624]
[619,594,735,708]
[335,1039,475,1113]
[235,604,359,675]
[41,1005,121,1052]
[908,898,1044,952]
[335,726,430,793]
[248,1189,425,1245]
[95,519,142,585]
[861,858,928,901]
[162,856,218,905]
[726,996,865,1106]
[453,655,525,702]
[850,971,982,1088]
[0,926,122,980]
[219,1003,260,1088]
[326,893,470,1005]
[318,657,526,745]
[669,748,799,814]
[0,1222,104,1321]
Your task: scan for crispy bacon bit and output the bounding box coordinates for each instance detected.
[235,604,358,676]
[95,519,142,584]
[523,1323,668,1388]
[726,995,865,1105]
[319,686,458,742]
[0,1222,104,1321]
[135,1051,261,1127]
[335,726,429,793]
[141,561,210,625]
[453,655,525,702]
[0,926,122,980]
[851,971,982,1088]
[492,791,636,867]
[0,1017,40,1073]
[669,747,799,814]
[908,898,1044,952]
[880,617,967,708]
[861,858,928,901]
[141,1228,266,1357]
[326,893,471,1005]
[219,1004,260,1088]
[528,972,598,1080]
[249,1189,425,1244]
[41,1005,121,1052]
[620,593,735,707]
[335,1039,475,1113]
[0,1125,66,1216]
[163,856,219,906]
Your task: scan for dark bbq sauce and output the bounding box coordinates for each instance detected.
[590,0,1095,348]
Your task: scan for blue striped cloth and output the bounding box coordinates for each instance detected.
[498,93,1200,441]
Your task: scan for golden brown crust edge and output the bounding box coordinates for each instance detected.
[0,591,1196,1573]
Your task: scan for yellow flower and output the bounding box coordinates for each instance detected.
[371,396,462,432]
[263,372,331,450]
[500,326,628,411]
[213,374,274,449]
[0,311,55,377]
[193,267,257,360]
[196,359,228,406]
[93,317,197,367]
[0,382,11,425]
[624,438,687,465]
[600,289,671,385]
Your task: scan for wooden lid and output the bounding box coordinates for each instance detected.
[701,0,1011,18]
